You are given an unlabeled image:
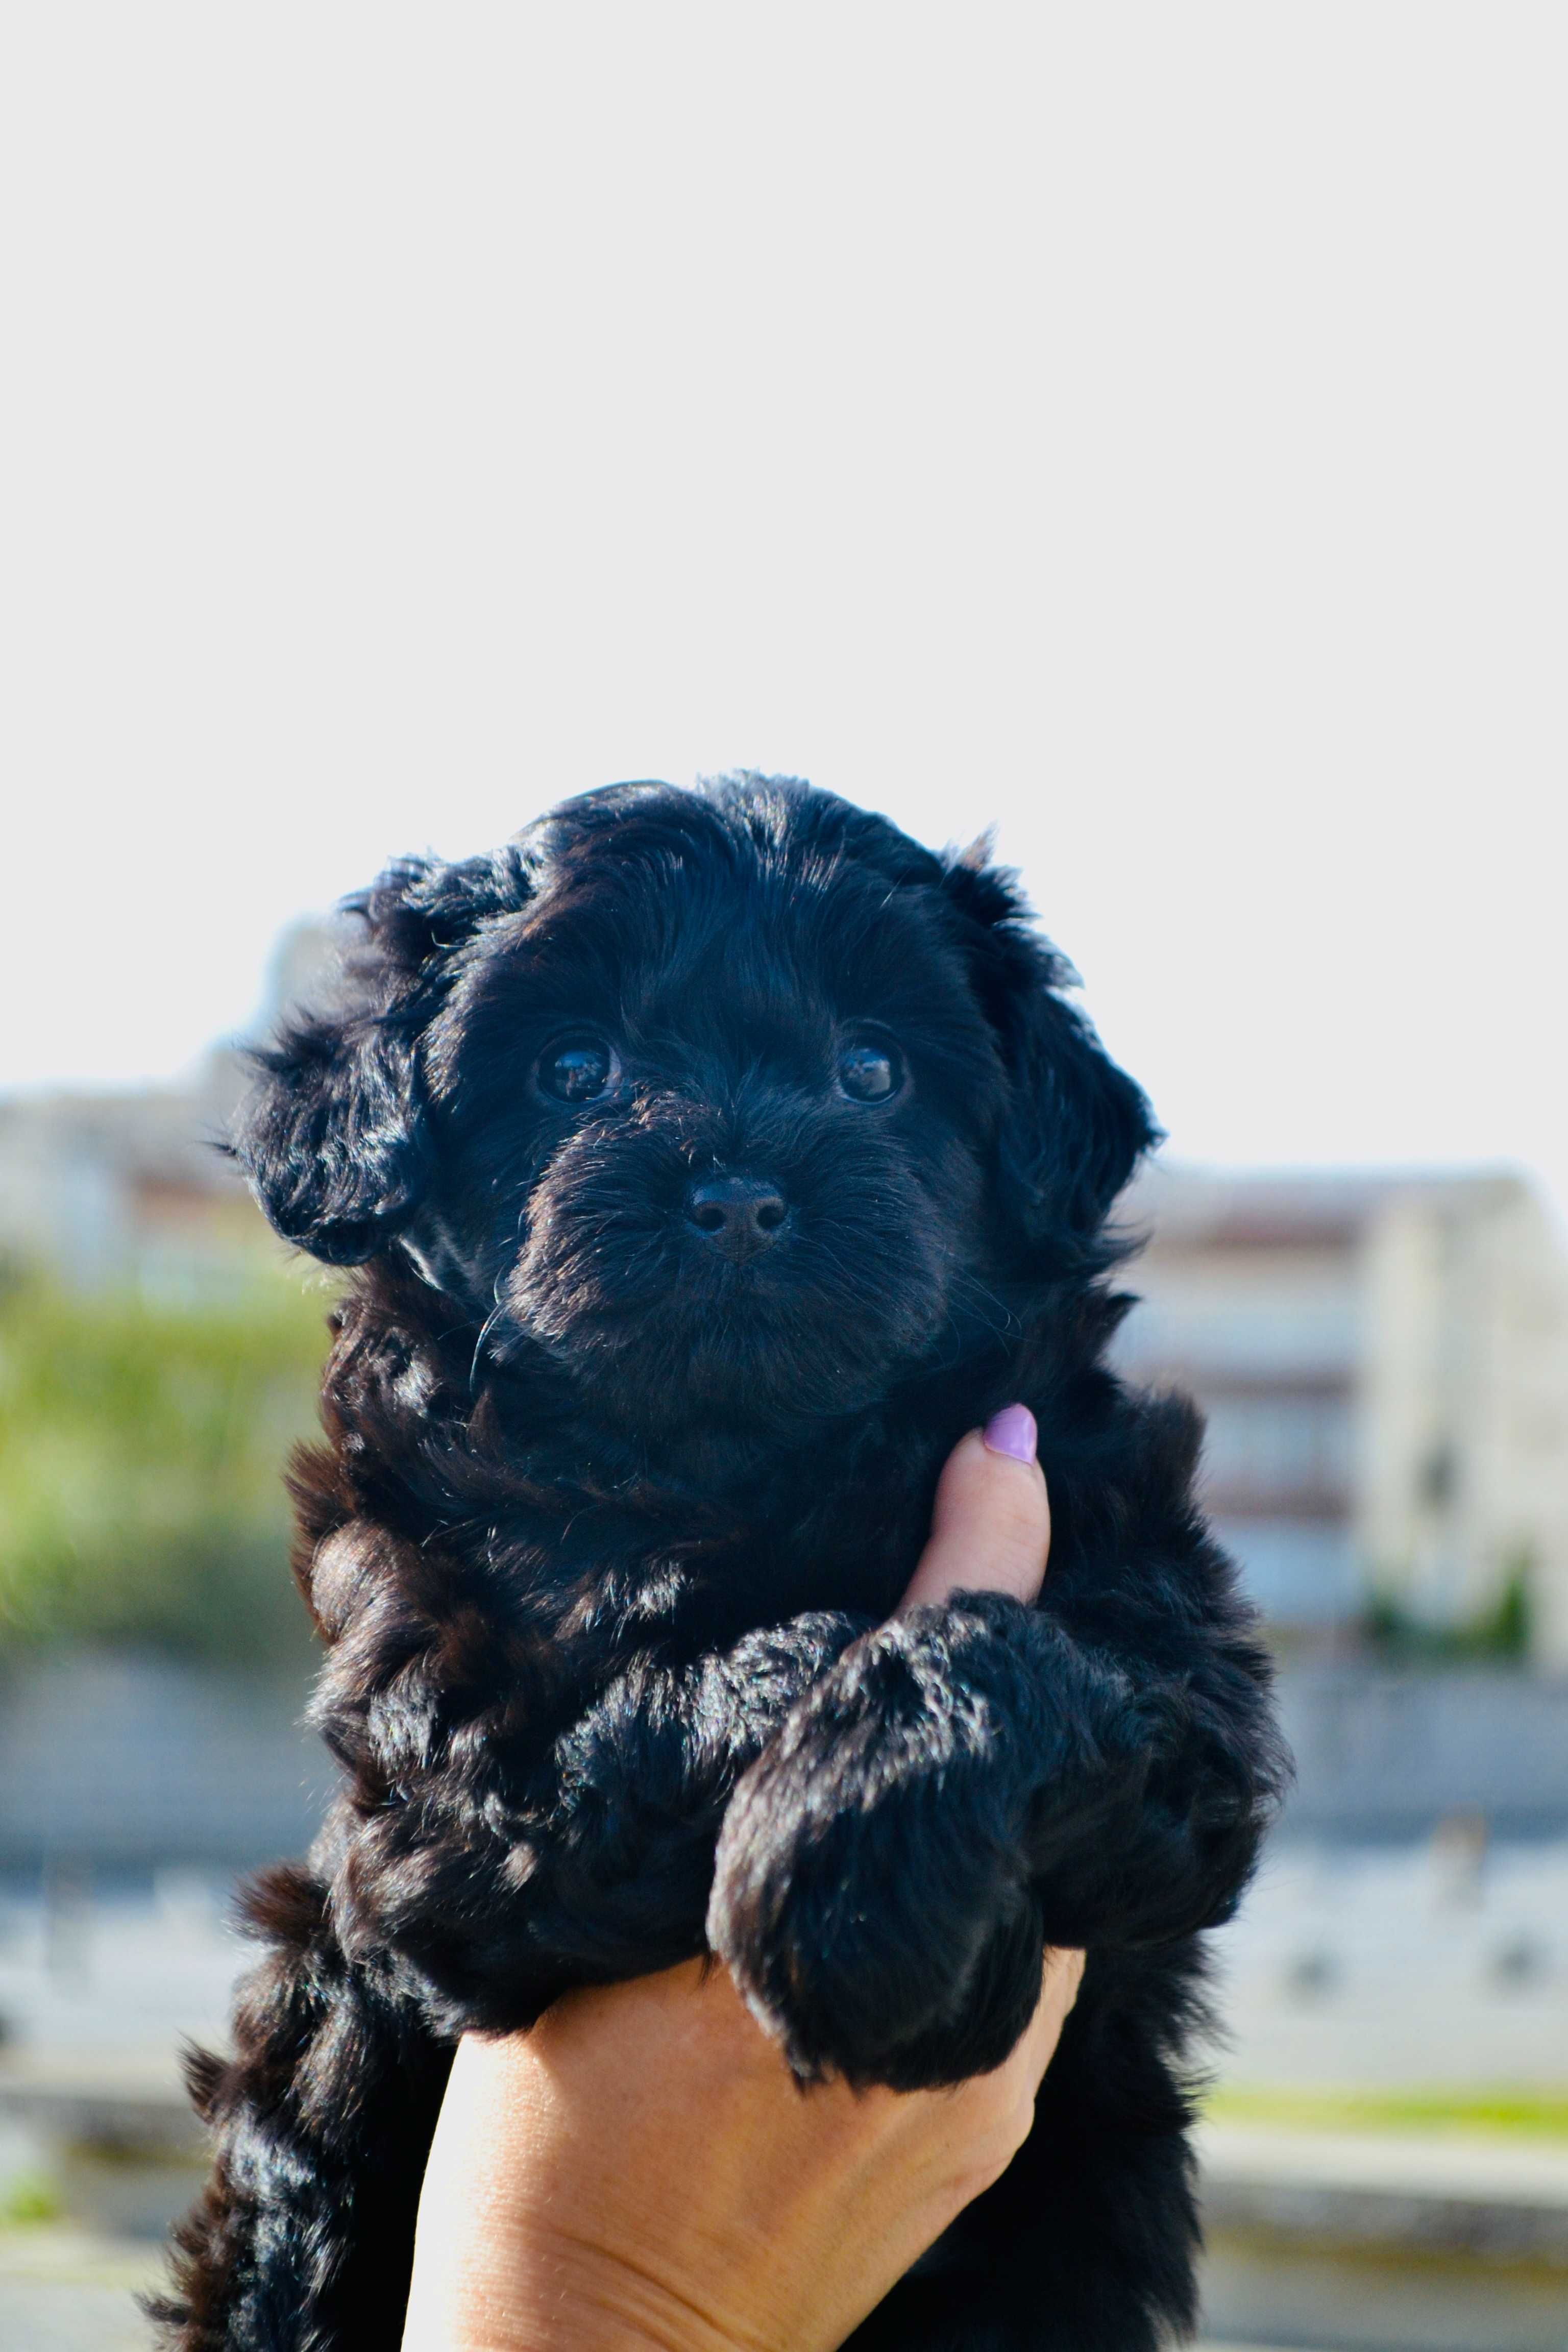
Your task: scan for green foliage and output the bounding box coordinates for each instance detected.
[0,2170,63,2225]
[1488,1562,1533,1657]
[1207,2084,1568,2141]
[1362,1557,1534,1664]
[0,1270,330,1663]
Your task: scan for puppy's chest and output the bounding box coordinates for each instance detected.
[751,1478,929,1620]
[525,1469,932,1658]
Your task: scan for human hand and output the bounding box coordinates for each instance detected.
[402,1946,1083,2352]
[403,1409,1075,2352]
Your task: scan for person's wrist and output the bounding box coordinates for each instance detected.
[447,2228,756,2352]
[406,2179,765,2352]
[402,2016,794,2352]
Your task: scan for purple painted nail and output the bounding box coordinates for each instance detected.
[983,1404,1037,1463]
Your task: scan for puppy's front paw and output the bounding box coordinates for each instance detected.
[706,1608,1046,2090]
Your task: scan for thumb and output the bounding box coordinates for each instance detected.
[897,1406,1050,1615]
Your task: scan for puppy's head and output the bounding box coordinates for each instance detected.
[238,778,1155,1435]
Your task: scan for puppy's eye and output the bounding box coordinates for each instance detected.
[836,1037,905,1104]
[536,1037,620,1104]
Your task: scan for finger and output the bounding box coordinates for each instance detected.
[897,1410,1050,1614]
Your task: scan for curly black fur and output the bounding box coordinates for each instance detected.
[151,775,1288,2350]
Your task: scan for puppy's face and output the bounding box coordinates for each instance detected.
[239,780,1155,1442]
[417,824,1003,1430]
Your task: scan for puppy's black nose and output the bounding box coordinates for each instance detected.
[684,1174,791,1261]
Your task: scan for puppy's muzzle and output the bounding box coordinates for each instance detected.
[683,1173,791,1263]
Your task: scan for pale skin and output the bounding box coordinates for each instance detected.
[403,1415,1078,2352]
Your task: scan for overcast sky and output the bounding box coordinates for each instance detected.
[2,9,1563,1212]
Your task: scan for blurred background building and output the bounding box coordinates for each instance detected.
[1118,1164,1568,1671]
[0,918,339,1310]
[0,1071,262,1309]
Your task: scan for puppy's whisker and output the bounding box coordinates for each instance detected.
[469,1299,509,1390]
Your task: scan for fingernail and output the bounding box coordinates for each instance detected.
[983,1404,1037,1463]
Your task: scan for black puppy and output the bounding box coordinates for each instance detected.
[155,776,1286,2351]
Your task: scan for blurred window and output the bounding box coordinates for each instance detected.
[1212,1516,1358,1624]
[1201,1392,1354,1505]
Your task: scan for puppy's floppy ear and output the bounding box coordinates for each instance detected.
[236,1011,430,1266]
[943,844,1160,1259]
[234,846,530,1266]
